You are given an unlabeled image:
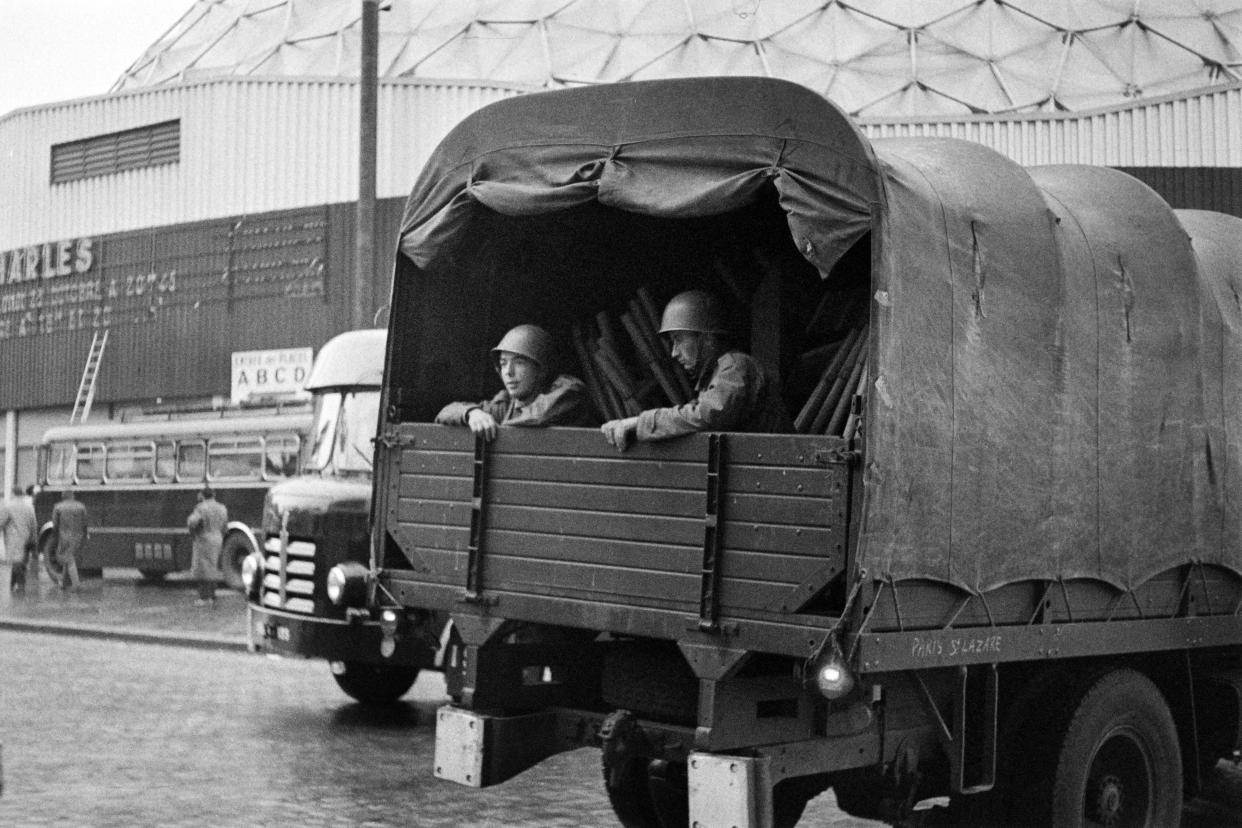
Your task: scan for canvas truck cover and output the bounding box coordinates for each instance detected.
[395,76,1242,599]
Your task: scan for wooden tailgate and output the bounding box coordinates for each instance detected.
[384,424,850,621]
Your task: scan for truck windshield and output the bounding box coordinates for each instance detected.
[306,389,380,474]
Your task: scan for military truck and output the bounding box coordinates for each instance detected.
[243,329,442,703]
[336,77,1242,825]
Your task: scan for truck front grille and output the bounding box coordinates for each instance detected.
[260,536,317,615]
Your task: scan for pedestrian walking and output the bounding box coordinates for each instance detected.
[51,488,89,592]
[187,487,228,607]
[1,486,39,593]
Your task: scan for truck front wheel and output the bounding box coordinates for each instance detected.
[331,662,420,704]
[220,532,254,591]
[1030,668,1182,827]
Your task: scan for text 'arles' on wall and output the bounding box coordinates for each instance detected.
[0,210,329,342]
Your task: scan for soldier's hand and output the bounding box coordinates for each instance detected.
[601,418,637,452]
[466,409,499,442]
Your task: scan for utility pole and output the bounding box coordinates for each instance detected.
[355,0,379,330]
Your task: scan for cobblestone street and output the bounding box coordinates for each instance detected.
[0,624,875,827]
[2,574,1241,826]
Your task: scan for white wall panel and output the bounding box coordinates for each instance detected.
[859,82,1242,169]
[2,77,1237,251]
[0,77,523,250]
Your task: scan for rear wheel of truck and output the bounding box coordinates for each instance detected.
[331,661,420,704]
[220,532,253,591]
[1017,668,1182,827]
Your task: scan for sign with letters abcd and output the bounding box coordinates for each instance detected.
[231,347,313,404]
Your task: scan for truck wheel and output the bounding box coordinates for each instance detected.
[600,640,698,725]
[220,532,253,591]
[1022,668,1182,827]
[331,662,419,704]
[772,773,831,828]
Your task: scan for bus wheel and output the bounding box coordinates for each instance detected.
[220,532,254,591]
[331,661,419,704]
[1022,668,1182,827]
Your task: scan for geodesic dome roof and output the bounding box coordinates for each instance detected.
[114,0,1242,117]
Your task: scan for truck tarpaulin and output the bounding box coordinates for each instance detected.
[395,76,1242,598]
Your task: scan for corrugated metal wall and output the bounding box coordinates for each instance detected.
[0,78,523,250]
[0,196,405,411]
[1117,168,1242,218]
[859,82,1242,168]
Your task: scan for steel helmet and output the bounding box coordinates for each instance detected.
[658,290,728,336]
[491,324,554,369]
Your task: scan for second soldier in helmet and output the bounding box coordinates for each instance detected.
[601,290,791,451]
[435,324,595,440]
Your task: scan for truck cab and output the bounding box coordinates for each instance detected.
[244,328,442,703]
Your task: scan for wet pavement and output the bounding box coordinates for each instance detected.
[1,570,1240,826]
[0,628,876,827]
[0,567,248,650]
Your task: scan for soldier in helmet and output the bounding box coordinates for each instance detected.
[601,290,791,451]
[435,323,594,440]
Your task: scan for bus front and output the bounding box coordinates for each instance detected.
[244,329,441,704]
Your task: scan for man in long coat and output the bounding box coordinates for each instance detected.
[51,489,89,592]
[187,487,229,607]
[2,486,39,593]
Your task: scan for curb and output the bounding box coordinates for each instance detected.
[0,617,251,653]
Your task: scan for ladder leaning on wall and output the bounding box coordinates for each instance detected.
[70,329,109,425]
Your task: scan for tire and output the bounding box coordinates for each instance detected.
[39,527,63,582]
[600,640,698,725]
[219,532,254,591]
[331,662,419,704]
[1016,668,1182,827]
[772,774,831,828]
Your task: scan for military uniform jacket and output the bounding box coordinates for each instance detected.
[435,374,595,428]
[636,350,792,441]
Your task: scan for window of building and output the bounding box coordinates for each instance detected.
[50,120,180,184]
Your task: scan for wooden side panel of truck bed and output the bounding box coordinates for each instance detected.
[382,425,851,623]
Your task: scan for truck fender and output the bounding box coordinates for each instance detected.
[224,521,259,554]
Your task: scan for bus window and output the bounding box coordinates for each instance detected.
[177,441,206,482]
[106,441,155,481]
[154,441,176,482]
[46,443,75,485]
[76,443,105,482]
[264,434,300,480]
[208,437,263,481]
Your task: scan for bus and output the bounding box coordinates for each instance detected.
[35,410,313,586]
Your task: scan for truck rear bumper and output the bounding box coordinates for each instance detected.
[246,604,423,665]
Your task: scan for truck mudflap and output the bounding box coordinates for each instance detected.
[246,604,425,666]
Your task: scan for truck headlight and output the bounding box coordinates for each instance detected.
[326,561,369,607]
[240,552,264,599]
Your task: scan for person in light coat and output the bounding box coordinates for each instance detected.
[1,486,39,593]
[187,487,229,607]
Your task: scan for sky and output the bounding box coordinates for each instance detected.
[0,0,197,117]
